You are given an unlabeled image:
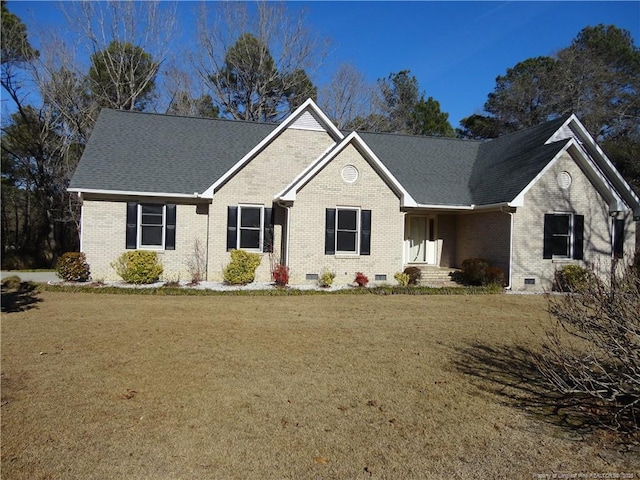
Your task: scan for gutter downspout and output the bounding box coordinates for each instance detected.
[501,206,514,290]
[276,200,291,267]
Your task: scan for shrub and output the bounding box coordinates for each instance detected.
[111,251,163,284]
[485,266,505,286]
[55,252,91,282]
[272,263,289,287]
[222,249,261,285]
[554,264,591,292]
[394,272,410,287]
[403,266,422,286]
[354,272,369,287]
[536,263,640,432]
[318,268,336,288]
[460,258,490,286]
[1,275,22,291]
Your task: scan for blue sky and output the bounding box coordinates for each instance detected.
[8,1,640,128]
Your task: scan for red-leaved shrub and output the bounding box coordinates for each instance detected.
[272,264,289,287]
[354,272,369,287]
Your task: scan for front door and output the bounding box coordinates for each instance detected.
[407,216,437,264]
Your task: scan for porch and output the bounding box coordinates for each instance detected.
[404,264,462,287]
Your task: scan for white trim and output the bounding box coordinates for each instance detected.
[67,188,200,199]
[137,203,166,250]
[335,206,361,255]
[274,141,338,200]
[414,203,475,210]
[236,204,265,253]
[547,115,640,215]
[276,132,418,208]
[509,138,627,211]
[79,203,84,253]
[550,211,574,260]
[202,99,344,198]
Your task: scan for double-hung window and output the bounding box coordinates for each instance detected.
[227,205,273,252]
[325,208,371,255]
[543,213,583,260]
[126,202,176,250]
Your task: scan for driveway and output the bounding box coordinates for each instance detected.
[1,271,60,283]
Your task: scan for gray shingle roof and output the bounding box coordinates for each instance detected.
[69,109,277,195]
[358,132,480,205]
[70,108,572,206]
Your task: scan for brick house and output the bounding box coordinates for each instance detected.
[68,100,639,290]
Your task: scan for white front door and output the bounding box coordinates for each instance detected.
[407,216,437,264]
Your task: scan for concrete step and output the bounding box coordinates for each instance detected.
[404,265,462,287]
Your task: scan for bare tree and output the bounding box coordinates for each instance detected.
[33,1,178,133]
[535,261,640,431]
[195,1,329,121]
[319,63,377,129]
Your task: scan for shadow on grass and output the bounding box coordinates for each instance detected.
[1,281,42,313]
[453,342,611,435]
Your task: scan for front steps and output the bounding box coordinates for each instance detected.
[405,265,462,288]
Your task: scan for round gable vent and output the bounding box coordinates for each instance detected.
[557,171,572,189]
[342,165,359,184]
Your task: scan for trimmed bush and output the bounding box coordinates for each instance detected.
[457,258,506,286]
[403,266,422,286]
[318,268,336,288]
[485,266,506,287]
[460,258,490,286]
[56,252,91,282]
[394,272,410,287]
[222,249,261,285]
[554,264,591,292]
[111,251,163,284]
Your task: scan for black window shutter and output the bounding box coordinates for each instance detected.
[126,202,138,249]
[325,209,336,255]
[542,214,553,259]
[573,215,584,260]
[165,204,176,250]
[360,210,371,255]
[227,206,238,251]
[613,218,625,259]
[263,207,273,253]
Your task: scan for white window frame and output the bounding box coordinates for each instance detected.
[335,207,360,255]
[237,204,264,252]
[138,203,166,250]
[552,212,573,259]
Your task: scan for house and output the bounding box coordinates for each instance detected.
[68,99,639,290]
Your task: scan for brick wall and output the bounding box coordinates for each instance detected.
[455,210,511,279]
[288,142,404,285]
[81,199,208,281]
[207,127,336,282]
[511,151,636,291]
[436,214,457,267]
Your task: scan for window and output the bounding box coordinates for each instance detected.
[126,202,176,250]
[337,208,358,253]
[227,205,273,252]
[543,213,583,260]
[613,218,625,259]
[325,208,371,255]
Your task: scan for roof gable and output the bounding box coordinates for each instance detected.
[277,132,417,207]
[201,99,343,197]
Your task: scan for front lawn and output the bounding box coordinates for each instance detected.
[1,292,637,478]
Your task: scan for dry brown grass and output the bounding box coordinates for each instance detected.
[2,291,638,479]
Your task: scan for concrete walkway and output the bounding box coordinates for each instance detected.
[1,271,60,283]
